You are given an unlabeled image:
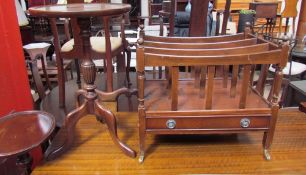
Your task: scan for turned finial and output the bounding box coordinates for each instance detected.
[244,22,251,38]
[137,24,145,45]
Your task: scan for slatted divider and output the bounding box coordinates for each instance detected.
[143,38,258,49]
[171,66,179,111]
[199,66,207,98]
[230,65,239,98]
[205,66,216,109]
[239,64,252,109]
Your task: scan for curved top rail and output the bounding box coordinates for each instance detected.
[142,38,258,49]
[143,43,271,56]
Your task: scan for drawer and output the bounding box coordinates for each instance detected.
[146,115,271,130]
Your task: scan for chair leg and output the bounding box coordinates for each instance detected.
[158,66,162,79]
[74,60,81,85]
[126,47,131,86]
[70,66,73,80]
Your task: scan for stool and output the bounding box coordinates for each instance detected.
[0,110,55,175]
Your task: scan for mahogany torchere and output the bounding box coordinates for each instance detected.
[29,3,136,160]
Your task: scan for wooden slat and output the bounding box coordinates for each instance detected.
[230,65,239,97]
[223,65,229,88]
[143,38,258,49]
[144,50,282,67]
[255,64,269,95]
[239,65,251,109]
[194,66,201,88]
[249,65,256,86]
[143,33,245,43]
[144,43,270,56]
[152,66,156,79]
[171,66,179,111]
[205,66,215,109]
[199,66,207,98]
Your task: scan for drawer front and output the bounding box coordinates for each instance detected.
[146,115,271,130]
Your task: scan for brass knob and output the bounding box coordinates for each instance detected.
[166,119,176,129]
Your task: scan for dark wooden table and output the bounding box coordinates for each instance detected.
[292,46,306,64]
[284,80,306,107]
[0,111,55,175]
[29,3,136,161]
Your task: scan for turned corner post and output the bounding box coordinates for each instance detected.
[136,36,146,163]
[244,22,252,38]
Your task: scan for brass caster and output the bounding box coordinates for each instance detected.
[264,149,271,160]
[138,153,144,163]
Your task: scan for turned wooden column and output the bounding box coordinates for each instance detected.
[297,0,306,36]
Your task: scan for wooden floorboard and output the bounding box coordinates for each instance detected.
[33,109,306,174]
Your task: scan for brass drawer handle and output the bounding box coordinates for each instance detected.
[166,119,176,129]
[240,118,251,128]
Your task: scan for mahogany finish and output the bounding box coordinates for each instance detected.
[0,111,55,174]
[136,25,288,162]
[0,111,55,157]
[29,3,136,161]
[30,3,132,107]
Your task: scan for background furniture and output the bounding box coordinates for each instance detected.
[159,0,231,37]
[215,0,283,34]
[136,25,288,162]
[29,3,136,161]
[38,0,132,109]
[23,42,52,87]
[0,110,55,175]
[278,0,298,36]
[249,2,278,37]
[23,43,53,107]
[284,80,306,107]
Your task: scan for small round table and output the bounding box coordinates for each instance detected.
[29,3,136,161]
[0,111,55,175]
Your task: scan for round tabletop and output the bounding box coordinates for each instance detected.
[0,111,55,158]
[28,3,131,18]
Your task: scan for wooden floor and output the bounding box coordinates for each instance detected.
[33,108,306,174]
